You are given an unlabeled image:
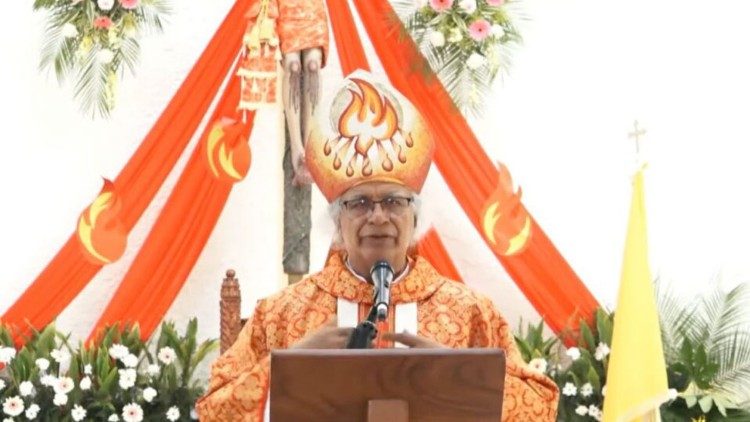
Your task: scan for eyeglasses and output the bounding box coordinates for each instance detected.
[341,196,414,217]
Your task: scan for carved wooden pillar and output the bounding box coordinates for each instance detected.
[220,269,241,354]
[282,124,312,283]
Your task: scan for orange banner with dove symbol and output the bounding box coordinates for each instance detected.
[76,179,127,265]
[481,163,532,257]
[204,118,252,183]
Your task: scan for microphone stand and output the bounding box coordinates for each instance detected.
[345,303,379,349]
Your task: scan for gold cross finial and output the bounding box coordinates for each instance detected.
[628,120,647,155]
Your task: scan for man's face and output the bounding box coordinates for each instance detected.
[338,181,416,276]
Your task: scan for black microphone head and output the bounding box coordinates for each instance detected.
[370,260,393,278]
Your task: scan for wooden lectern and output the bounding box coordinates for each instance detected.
[270,348,505,422]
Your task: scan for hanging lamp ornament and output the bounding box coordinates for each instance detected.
[33,0,171,118]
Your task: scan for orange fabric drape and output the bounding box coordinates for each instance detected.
[416,228,463,282]
[1,0,253,343]
[347,0,599,333]
[89,72,255,342]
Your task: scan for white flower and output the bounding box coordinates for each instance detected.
[466,52,486,69]
[566,347,581,360]
[2,396,24,417]
[447,28,463,43]
[601,385,607,396]
[0,380,4,391]
[80,377,92,391]
[53,393,68,406]
[458,0,476,14]
[166,406,180,421]
[40,375,57,387]
[190,408,198,419]
[35,358,50,372]
[158,347,176,365]
[61,23,79,38]
[528,358,548,374]
[123,354,139,368]
[0,347,16,364]
[84,364,93,375]
[97,48,115,64]
[50,349,70,364]
[118,369,137,390]
[491,24,505,38]
[415,0,429,7]
[428,30,445,48]
[25,404,40,420]
[54,377,75,394]
[575,405,588,416]
[146,364,160,376]
[122,403,143,422]
[580,382,594,397]
[589,404,602,421]
[668,388,678,400]
[108,414,120,421]
[97,0,115,11]
[594,342,610,361]
[142,387,157,403]
[71,405,87,421]
[109,344,130,360]
[562,382,577,396]
[18,381,33,397]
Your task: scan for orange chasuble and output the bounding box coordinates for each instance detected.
[196,253,559,421]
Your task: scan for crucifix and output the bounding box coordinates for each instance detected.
[628,120,647,156]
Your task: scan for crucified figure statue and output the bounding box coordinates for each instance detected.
[283,47,323,186]
[237,0,329,278]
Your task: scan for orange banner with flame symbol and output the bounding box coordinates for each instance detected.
[204,117,252,183]
[76,179,128,265]
[346,0,600,335]
[1,0,253,345]
[481,163,532,257]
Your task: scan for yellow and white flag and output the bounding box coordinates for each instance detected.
[602,169,670,422]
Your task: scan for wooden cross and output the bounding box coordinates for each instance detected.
[628,120,647,155]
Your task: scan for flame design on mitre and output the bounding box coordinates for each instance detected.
[481,163,532,256]
[76,179,128,265]
[306,72,434,201]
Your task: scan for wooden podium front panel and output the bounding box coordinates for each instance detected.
[270,348,505,422]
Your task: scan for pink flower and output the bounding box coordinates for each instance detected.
[93,16,113,29]
[119,0,140,9]
[429,0,454,12]
[486,0,504,6]
[468,19,491,41]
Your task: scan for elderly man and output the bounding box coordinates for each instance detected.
[196,72,559,421]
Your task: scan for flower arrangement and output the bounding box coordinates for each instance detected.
[514,282,750,421]
[32,0,170,117]
[394,0,522,116]
[0,318,217,421]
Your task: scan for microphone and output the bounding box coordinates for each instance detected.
[371,260,394,322]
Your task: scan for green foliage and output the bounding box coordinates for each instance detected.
[0,318,217,420]
[393,0,523,117]
[512,282,750,421]
[33,0,170,117]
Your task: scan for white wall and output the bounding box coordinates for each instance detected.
[2,0,750,350]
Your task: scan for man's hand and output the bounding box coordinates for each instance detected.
[290,319,353,349]
[382,331,446,349]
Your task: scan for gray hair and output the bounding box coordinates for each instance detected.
[329,194,423,248]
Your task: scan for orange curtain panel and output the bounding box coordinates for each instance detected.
[1,0,253,343]
[88,71,255,341]
[349,0,600,333]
